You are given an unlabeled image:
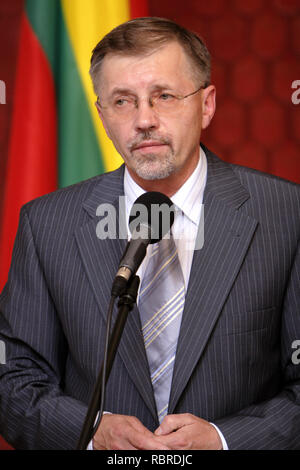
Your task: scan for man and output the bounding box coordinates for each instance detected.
[0,17,299,450]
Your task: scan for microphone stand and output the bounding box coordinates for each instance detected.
[76,275,140,450]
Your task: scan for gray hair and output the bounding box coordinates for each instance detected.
[89,16,211,95]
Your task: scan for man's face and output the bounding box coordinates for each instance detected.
[96,41,215,190]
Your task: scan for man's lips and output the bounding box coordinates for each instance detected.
[132,141,168,151]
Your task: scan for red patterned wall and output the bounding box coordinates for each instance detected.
[0,0,24,225]
[149,0,300,183]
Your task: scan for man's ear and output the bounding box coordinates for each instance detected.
[95,100,112,140]
[201,85,216,130]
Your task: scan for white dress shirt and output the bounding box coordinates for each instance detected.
[124,147,207,293]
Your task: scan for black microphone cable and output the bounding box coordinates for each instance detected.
[90,294,116,440]
[76,294,116,449]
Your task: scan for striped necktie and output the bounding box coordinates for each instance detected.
[138,232,185,423]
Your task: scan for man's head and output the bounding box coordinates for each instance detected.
[90,17,211,95]
[90,17,216,195]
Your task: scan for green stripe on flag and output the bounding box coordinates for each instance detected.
[57,4,105,187]
[26,0,106,188]
[25,0,59,71]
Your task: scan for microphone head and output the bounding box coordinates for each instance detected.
[129,191,175,244]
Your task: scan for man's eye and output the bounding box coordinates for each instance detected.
[114,98,128,107]
[159,93,174,101]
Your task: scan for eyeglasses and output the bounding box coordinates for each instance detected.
[96,84,207,121]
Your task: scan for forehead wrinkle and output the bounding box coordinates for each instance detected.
[110,87,136,96]
[110,83,177,96]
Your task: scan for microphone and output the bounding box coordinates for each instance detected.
[111,191,175,297]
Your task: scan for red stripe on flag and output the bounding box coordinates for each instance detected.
[0,437,13,450]
[0,13,57,292]
[129,0,149,18]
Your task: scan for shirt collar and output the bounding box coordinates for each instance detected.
[124,146,207,227]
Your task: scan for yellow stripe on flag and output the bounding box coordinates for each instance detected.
[61,0,129,172]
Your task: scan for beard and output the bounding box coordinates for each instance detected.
[126,132,176,180]
[129,150,176,180]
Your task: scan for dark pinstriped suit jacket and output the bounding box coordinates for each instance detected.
[0,147,299,449]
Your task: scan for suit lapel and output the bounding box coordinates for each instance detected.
[74,166,157,421]
[169,150,258,413]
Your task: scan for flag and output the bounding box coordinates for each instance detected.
[0,0,148,450]
[0,0,148,293]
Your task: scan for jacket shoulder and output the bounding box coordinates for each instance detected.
[204,145,300,198]
[22,166,124,216]
[230,161,300,191]
[230,162,300,209]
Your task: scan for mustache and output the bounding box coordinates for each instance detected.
[128,132,172,151]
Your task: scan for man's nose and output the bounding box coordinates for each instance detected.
[133,99,160,132]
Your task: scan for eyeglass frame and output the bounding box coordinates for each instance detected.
[95,83,209,112]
